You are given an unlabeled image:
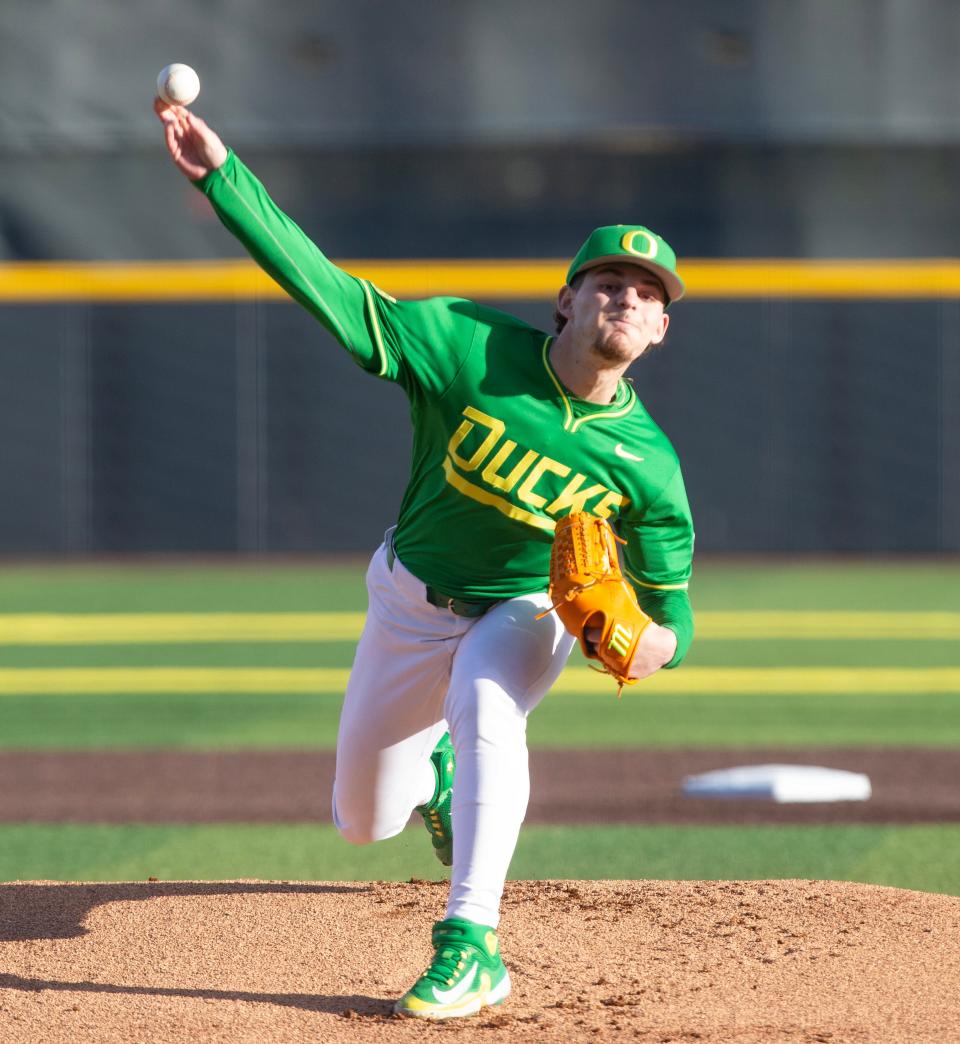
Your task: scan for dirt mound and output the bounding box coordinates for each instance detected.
[0,878,957,1043]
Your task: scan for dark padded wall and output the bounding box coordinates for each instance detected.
[0,297,956,554]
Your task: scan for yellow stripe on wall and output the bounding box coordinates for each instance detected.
[0,611,957,644]
[0,666,958,695]
[684,259,960,298]
[4,259,960,301]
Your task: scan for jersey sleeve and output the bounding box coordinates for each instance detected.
[618,466,695,668]
[194,150,479,396]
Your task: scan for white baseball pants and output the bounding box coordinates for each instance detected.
[332,534,574,928]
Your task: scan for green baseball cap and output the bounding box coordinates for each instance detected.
[566,225,685,304]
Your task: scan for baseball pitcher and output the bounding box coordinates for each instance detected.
[156,98,694,1020]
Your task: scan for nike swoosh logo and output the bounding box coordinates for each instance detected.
[431,962,478,1004]
[615,444,644,462]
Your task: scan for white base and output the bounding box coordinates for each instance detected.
[682,763,872,803]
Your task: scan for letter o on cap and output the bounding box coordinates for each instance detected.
[620,230,658,259]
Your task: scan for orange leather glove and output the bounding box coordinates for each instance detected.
[541,513,652,693]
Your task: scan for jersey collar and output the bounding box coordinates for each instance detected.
[540,336,637,433]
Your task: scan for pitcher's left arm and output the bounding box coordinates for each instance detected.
[618,465,695,673]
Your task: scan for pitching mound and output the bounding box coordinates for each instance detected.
[0,879,958,1043]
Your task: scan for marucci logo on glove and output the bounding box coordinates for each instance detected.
[607,623,634,657]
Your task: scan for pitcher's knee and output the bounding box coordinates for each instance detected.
[332,791,374,845]
[336,821,377,846]
[332,792,407,845]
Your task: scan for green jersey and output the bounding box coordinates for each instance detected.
[196,151,695,665]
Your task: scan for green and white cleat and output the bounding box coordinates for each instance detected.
[394,918,511,1019]
[416,731,455,866]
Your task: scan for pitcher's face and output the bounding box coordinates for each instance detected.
[558,264,669,364]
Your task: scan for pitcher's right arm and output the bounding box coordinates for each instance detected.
[154,99,478,388]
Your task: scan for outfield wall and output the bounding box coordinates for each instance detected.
[0,262,958,554]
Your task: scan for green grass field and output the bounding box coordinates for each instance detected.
[3,824,960,894]
[1,558,958,891]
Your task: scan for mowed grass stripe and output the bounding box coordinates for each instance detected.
[2,824,960,894]
[1,610,959,643]
[2,666,960,695]
[0,613,364,644]
[3,691,959,749]
[697,611,960,639]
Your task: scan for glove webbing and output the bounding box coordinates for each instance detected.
[534,576,602,621]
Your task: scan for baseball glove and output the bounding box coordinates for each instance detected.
[539,512,652,694]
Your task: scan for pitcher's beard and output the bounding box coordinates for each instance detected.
[590,327,642,365]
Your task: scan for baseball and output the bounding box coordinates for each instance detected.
[156,63,200,106]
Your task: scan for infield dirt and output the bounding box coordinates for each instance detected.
[0,878,958,1043]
